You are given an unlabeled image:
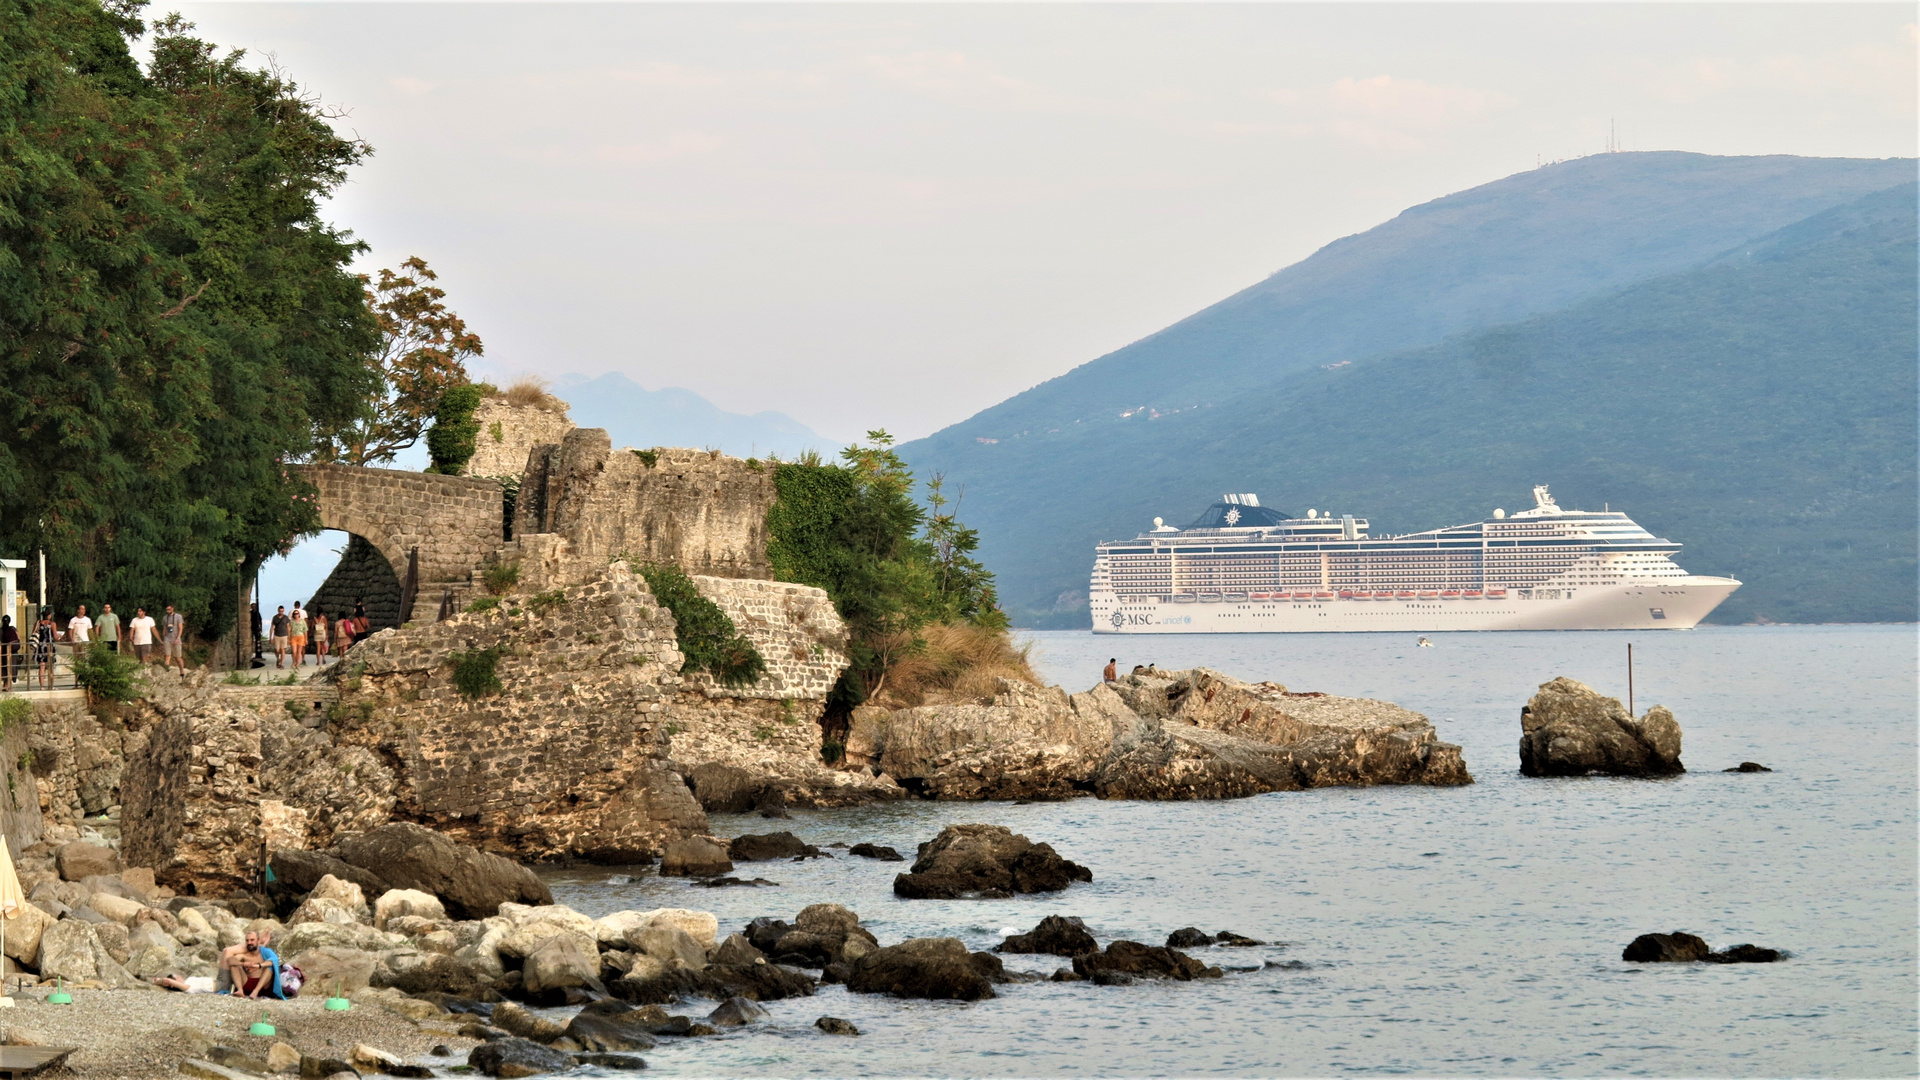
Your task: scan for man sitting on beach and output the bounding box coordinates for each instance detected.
[219,930,284,999]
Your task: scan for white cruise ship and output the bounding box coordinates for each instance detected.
[1090,486,1739,634]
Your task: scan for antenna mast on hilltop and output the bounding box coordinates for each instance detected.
[1606,119,1619,153]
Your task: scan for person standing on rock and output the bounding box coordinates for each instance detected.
[128,607,156,665]
[1103,658,1118,683]
[161,604,186,673]
[269,606,289,668]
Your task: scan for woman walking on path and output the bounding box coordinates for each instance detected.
[332,611,355,659]
[32,612,58,690]
[287,606,308,667]
[0,616,19,690]
[312,610,330,665]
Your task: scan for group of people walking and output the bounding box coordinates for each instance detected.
[0,602,187,691]
[261,600,368,669]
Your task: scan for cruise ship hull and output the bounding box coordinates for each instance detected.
[1092,577,1740,634]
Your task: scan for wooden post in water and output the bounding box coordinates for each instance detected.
[1627,642,1634,717]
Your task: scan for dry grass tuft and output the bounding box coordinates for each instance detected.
[496,375,569,413]
[869,621,1039,709]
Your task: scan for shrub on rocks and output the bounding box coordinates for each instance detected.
[892,824,1092,900]
[998,915,1098,956]
[845,937,995,1001]
[1071,940,1222,982]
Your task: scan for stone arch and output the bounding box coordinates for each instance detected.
[302,531,406,632]
[297,463,505,622]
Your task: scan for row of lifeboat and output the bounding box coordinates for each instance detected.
[1177,589,1510,603]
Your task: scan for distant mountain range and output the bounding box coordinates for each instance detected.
[899,152,1918,627]
[556,372,832,461]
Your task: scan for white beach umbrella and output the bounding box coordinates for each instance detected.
[0,835,21,1004]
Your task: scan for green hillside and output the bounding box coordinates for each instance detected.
[908,175,1917,627]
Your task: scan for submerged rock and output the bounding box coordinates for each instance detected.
[1165,928,1213,948]
[815,1016,860,1036]
[728,832,821,862]
[1519,677,1683,778]
[1705,944,1785,964]
[848,843,904,862]
[660,839,733,878]
[1072,940,1223,982]
[1725,762,1773,773]
[892,824,1092,899]
[1621,932,1711,962]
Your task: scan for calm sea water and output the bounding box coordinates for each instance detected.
[546,625,1918,1077]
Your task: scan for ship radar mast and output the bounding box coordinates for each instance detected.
[1532,485,1557,510]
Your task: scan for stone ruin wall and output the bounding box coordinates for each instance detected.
[515,429,777,580]
[466,396,574,481]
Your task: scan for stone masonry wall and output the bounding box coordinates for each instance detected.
[325,561,710,862]
[684,576,847,700]
[299,463,505,592]
[517,430,777,580]
[468,397,573,481]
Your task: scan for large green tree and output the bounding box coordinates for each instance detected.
[0,1,379,635]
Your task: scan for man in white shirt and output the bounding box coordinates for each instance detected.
[67,605,93,648]
[128,607,157,664]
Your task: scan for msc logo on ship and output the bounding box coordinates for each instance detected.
[1108,610,1154,627]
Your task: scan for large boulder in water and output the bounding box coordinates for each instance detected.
[728,832,820,862]
[1520,677,1683,778]
[893,824,1091,899]
[996,915,1097,956]
[332,823,550,919]
[845,937,995,1000]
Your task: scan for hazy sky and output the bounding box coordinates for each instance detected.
[170,3,1917,443]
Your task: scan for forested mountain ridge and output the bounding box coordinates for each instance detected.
[902,159,1917,627]
[925,152,1914,439]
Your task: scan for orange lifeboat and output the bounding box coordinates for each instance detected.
[1462,589,1483,599]
[1441,590,1461,599]
[1395,591,1415,599]
[1485,588,1508,599]
[1337,590,1355,600]
[1418,591,1440,599]
[1250,592,1271,600]
[1291,591,1313,601]
[1314,591,1335,600]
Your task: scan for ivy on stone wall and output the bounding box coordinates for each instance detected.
[635,563,767,688]
[425,383,485,475]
